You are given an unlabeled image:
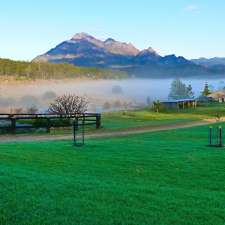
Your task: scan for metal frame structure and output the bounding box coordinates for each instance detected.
[208,126,223,147]
[73,116,85,146]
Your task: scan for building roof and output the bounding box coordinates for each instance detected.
[208,91,225,99]
[162,99,196,103]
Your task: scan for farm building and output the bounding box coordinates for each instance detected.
[197,95,214,103]
[208,91,225,103]
[161,99,197,109]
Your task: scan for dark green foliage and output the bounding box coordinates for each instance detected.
[32,118,71,128]
[1,124,225,225]
[201,82,212,96]
[0,58,127,80]
[153,100,161,112]
[50,118,71,127]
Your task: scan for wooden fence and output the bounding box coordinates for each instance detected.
[0,113,101,134]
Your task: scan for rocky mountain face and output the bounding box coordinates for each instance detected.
[34,33,223,77]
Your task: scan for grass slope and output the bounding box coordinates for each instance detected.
[1,124,225,224]
[102,103,225,131]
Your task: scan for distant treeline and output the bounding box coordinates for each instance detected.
[0,58,127,80]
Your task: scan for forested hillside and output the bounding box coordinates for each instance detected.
[0,58,127,80]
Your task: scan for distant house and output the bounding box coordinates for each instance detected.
[161,99,197,109]
[208,91,225,103]
[197,95,214,103]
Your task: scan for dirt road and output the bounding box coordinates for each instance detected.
[0,120,215,143]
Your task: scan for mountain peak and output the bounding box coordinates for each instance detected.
[139,47,158,56]
[72,32,95,40]
[147,47,157,54]
[34,33,205,77]
[104,38,116,43]
[104,39,139,56]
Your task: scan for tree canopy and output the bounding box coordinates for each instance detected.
[168,78,195,100]
[0,58,127,80]
[201,82,211,96]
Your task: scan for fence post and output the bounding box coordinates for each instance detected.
[96,114,101,129]
[209,126,212,146]
[10,118,16,134]
[73,118,78,145]
[219,126,222,147]
[46,118,51,133]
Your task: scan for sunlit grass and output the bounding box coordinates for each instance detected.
[1,123,225,225]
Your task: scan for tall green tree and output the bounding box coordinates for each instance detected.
[201,82,211,96]
[168,78,194,100]
[186,84,194,98]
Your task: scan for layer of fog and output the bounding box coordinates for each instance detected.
[0,78,225,113]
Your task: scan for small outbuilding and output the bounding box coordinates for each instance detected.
[208,91,225,103]
[161,99,197,109]
[197,95,214,103]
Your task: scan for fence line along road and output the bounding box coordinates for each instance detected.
[0,113,101,134]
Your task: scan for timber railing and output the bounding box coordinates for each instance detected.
[0,113,101,134]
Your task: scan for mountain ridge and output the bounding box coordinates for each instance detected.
[34,33,225,77]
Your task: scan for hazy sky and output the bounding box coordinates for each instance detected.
[1,0,224,61]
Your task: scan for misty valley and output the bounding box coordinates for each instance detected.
[0,78,225,113]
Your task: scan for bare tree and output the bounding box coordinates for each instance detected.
[48,94,88,115]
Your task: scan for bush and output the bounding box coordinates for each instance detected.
[32,118,71,128]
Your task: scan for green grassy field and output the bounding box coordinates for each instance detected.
[1,123,225,225]
[102,110,199,131]
[101,103,225,131]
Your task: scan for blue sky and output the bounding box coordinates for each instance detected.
[1,0,224,60]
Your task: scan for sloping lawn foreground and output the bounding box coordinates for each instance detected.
[0,124,225,225]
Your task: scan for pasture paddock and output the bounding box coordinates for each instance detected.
[1,124,225,225]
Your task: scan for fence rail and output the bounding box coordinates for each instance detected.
[0,113,101,134]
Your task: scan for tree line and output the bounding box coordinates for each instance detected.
[168,78,212,100]
[0,58,127,80]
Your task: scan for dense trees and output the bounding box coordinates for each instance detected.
[0,58,127,80]
[168,78,195,100]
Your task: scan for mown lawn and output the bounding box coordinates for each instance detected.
[1,124,225,225]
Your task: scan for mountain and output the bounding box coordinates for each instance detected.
[192,57,225,67]
[34,33,223,78]
[191,57,225,75]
